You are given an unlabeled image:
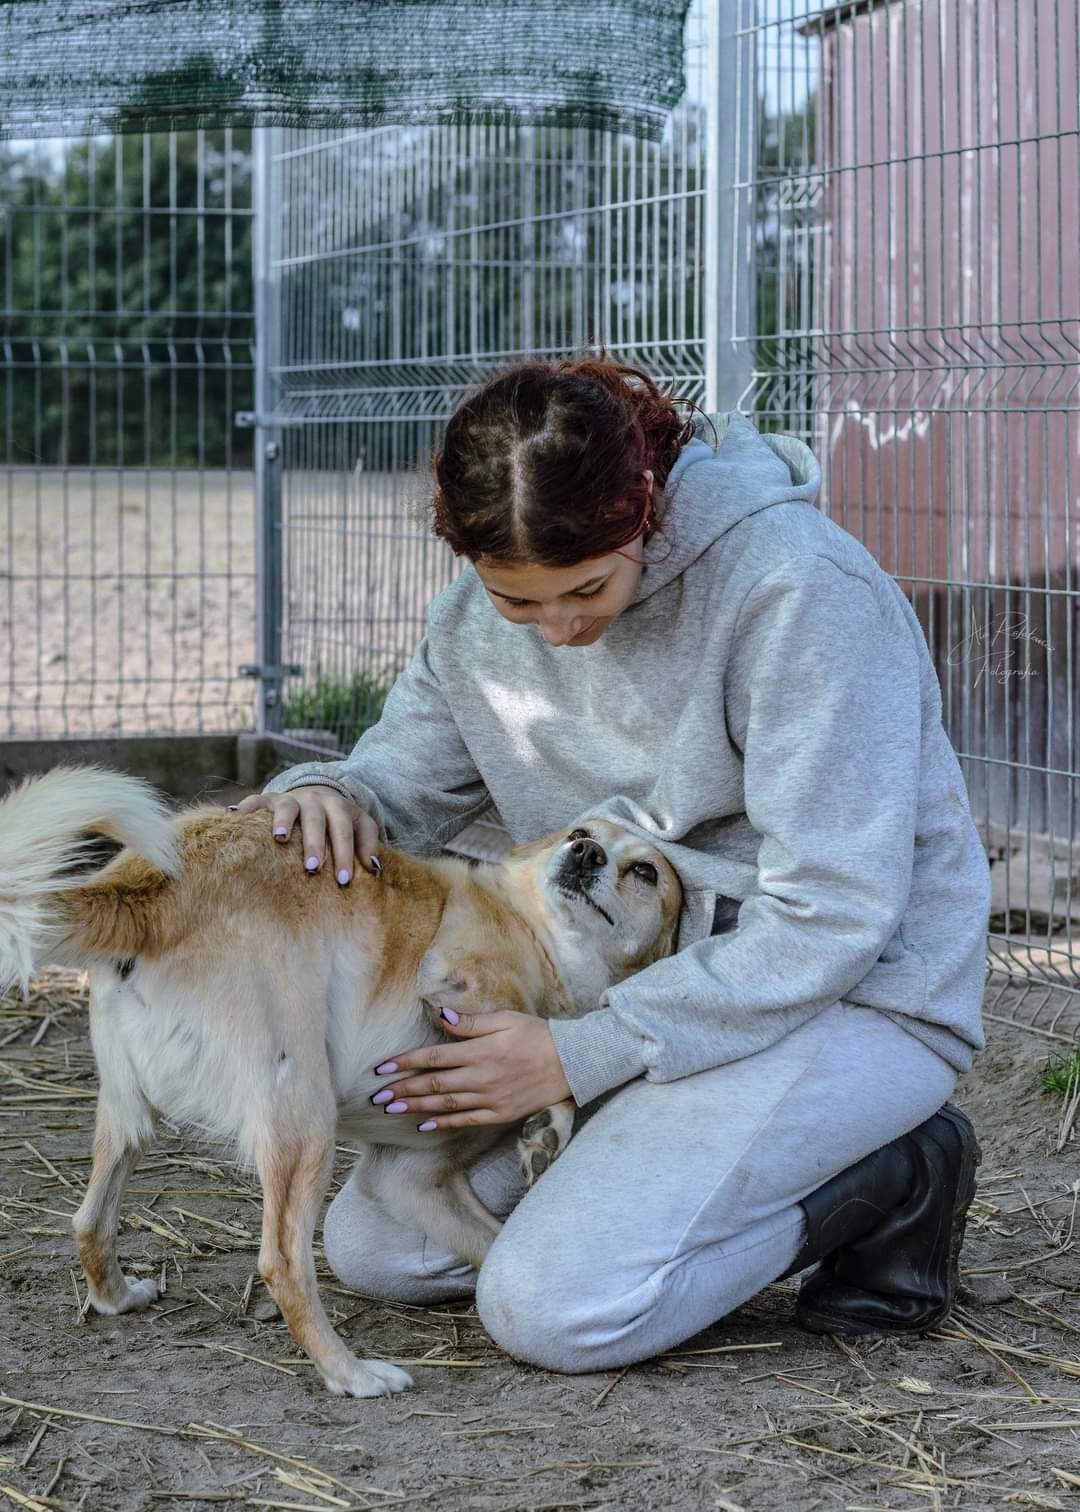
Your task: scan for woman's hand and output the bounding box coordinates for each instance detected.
[370,1011,572,1131]
[228,786,381,884]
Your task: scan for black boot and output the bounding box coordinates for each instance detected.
[780,1103,981,1336]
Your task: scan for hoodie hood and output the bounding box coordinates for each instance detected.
[630,409,823,603]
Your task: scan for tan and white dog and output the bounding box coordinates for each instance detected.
[0,767,681,1399]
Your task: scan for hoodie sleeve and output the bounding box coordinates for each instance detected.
[262,604,493,856]
[548,555,925,1106]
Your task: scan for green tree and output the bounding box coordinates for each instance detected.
[0,131,254,466]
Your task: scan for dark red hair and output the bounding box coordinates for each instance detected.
[429,346,717,565]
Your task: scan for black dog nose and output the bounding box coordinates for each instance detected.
[569,837,607,872]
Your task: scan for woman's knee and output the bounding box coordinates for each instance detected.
[475,1235,649,1374]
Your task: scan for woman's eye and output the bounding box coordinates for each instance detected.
[573,584,605,600]
[631,862,658,885]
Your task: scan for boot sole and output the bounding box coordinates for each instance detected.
[796,1104,983,1337]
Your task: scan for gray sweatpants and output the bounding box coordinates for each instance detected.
[324,1001,958,1373]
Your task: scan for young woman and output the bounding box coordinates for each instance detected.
[232,351,991,1372]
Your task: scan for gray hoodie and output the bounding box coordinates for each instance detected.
[265,410,991,1105]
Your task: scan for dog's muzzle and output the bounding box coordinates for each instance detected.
[554,836,614,925]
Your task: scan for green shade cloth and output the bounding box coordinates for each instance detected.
[0,0,690,141]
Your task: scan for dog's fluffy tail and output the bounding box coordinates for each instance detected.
[0,766,179,995]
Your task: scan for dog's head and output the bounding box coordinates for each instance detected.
[503,819,683,994]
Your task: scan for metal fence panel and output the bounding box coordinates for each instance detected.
[251,0,712,750]
[739,0,1079,1031]
[1,129,256,738]
[3,3,1076,1038]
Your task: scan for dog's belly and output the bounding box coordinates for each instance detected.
[325,957,450,1153]
[335,1098,441,1151]
[87,947,458,1163]
[332,1037,453,1153]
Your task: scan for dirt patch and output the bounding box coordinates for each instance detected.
[1,968,1078,1512]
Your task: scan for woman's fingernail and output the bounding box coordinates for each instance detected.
[440,1006,460,1025]
[371,1088,394,1105]
[273,826,288,838]
[305,856,320,872]
[370,856,382,876]
[226,805,239,812]
[337,869,351,886]
[384,1100,408,1114]
[417,1120,437,1132]
[374,1061,398,1075]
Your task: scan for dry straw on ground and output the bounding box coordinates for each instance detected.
[2,967,1079,1512]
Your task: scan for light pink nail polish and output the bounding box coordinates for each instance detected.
[417,1120,437,1132]
[371,1089,393,1105]
[374,1061,398,1075]
[305,856,319,872]
[384,1100,407,1114]
[441,1006,460,1025]
[273,826,288,838]
[337,869,351,885]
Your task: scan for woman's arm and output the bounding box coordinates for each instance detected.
[548,556,928,1105]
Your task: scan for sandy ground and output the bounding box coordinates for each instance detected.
[2,468,451,740]
[1,968,1079,1512]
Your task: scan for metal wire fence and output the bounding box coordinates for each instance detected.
[729,0,1079,1036]
[0,128,256,737]
[247,0,713,748]
[1,1,1077,1036]
[251,0,1078,1034]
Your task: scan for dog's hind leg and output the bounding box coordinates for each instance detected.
[255,1114,413,1399]
[73,1106,157,1316]
[365,1149,503,1272]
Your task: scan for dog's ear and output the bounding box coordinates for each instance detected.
[506,827,566,862]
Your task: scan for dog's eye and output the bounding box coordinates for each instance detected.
[631,862,658,885]
[568,828,591,841]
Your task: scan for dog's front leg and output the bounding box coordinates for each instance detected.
[517,1099,576,1185]
[365,1146,503,1272]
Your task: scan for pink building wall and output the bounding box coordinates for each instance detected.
[809,0,1079,835]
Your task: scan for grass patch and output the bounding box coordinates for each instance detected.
[1037,1046,1080,1101]
[282,667,396,753]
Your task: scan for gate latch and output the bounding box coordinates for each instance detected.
[239,663,303,679]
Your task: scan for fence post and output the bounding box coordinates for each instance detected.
[249,125,286,734]
[704,0,757,415]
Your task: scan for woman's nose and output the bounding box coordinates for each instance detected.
[539,611,588,644]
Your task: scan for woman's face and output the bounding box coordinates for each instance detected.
[473,472,653,647]
[475,551,644,646]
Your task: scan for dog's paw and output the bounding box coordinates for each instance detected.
[92,1276,159,1316]
[517,1104,574,1185]
[323,1358,414,1398]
